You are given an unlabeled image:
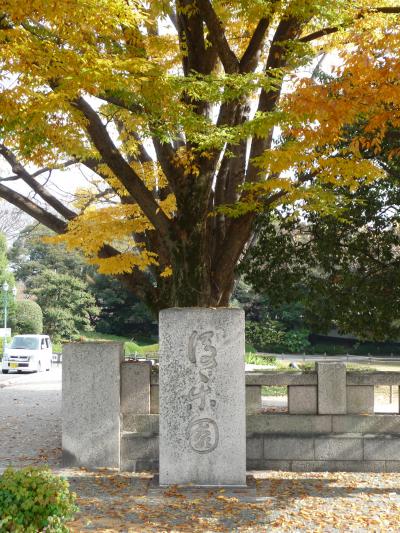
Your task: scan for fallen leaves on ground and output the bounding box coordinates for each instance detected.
[62,469,400,532]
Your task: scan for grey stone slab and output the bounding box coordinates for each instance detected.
[247,460,291,471]
[385,461,400,472]
[246,371,317,386]
[347,371,400,386]
[247,414,332,434]
[121,361,150,414]
[346,386,374,414]
[122,414,159,434]
[263,436,314,460]
[150,384,159,414]
[159,308,246,486]
[364,435,400,460]
[288,386,317,414]
[135,459,159,472]
[317,362,346,414]
[120,433,159,471]
[314,435,363,460]
[292,460,384,472]
[246,436,263,459]
[332,414,400,434]
[62,342,123,469]
[246,386,262,414]
[121,433,159,460]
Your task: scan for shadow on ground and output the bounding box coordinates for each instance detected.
[60,469,400,532]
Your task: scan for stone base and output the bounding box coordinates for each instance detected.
[148,474,255,495]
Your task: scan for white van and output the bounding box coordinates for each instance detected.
[1,335,53,374]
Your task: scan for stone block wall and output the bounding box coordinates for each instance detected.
[122,412,400,473]
[246,363,380,416]
[62,345,400,473]
[120,362,400,473]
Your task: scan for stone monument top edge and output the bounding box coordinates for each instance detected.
[159,306,244,315]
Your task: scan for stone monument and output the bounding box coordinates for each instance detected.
[62,342,123,468]
[159,307,246,486]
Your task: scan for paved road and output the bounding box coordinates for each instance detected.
[0,364,61,383]
[0,367,62,470]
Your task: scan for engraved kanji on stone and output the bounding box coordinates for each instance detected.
[187,383,211,411]
[186,418,219,454]
[188,331,217,370]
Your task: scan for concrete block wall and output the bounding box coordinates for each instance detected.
[121,412,400,473]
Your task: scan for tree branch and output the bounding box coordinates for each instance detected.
[197,0,239,73]
[212,16,306,299]
[177,0,213,75]
[300,6,400,43]
[71,96,172,243]
[0,183,68,233]
[0,144,77,221]
[240,17,272,73]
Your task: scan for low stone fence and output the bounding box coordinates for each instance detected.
[62,343,400,473]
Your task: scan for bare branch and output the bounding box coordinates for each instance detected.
[0,183,68,234]
[30,160,75,178]
[0,144,77,220]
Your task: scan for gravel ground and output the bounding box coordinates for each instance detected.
[1,369,400,531]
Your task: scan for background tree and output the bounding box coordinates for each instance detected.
[9,224,156,337]
[0,2,398,311]
[93,275,156,338]
[13,300,43,335]
[30,270,99,341]
[0,232,17,329]
[241,133,400,341]
[9,225,91,285]
[232,279,310,353]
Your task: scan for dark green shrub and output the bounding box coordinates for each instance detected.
[274,329,311,354]
[245,320,285,351]
[14,300,43,335]
[0,466,77,532]
[246,320,310,353]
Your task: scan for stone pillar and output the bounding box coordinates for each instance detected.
[62,342,123,468]
[246,385,262,414]
[317,362,346,415]
[288,386,317,414]
[121,361,150,414]
[159,308,246,487]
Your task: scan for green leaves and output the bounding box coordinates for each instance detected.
[0,466,77,532]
